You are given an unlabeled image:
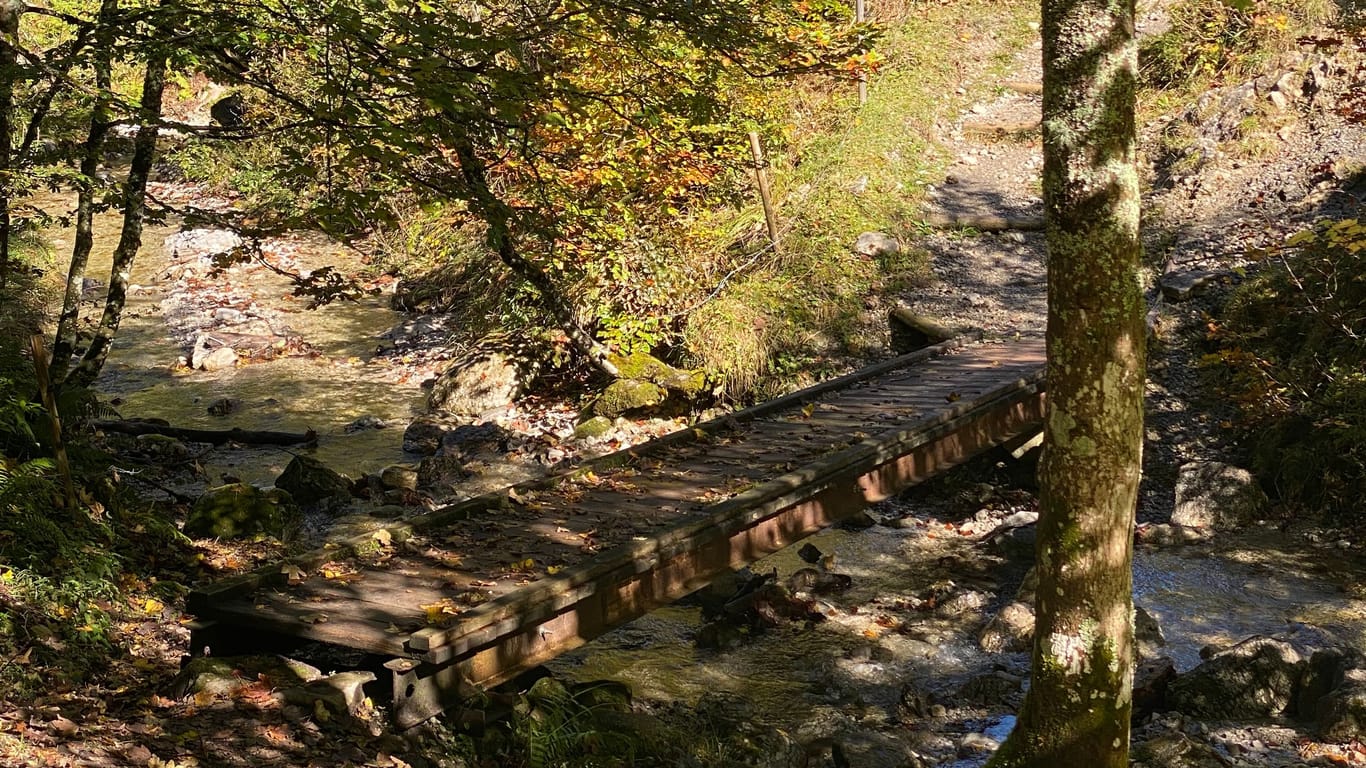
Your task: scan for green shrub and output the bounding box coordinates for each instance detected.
[1208,218,1366,515]
[1141,0,1333,90]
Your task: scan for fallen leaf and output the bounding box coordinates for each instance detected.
[372,529,394,547]
[801,402,816,418]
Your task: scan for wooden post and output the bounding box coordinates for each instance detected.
[855,0,868,105]
[747,131,779,251]
[29,334,76,508]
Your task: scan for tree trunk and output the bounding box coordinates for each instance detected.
[0,0,23,290]
[447,135,620,379]
[985,0,1144,765]
[50,0,118,382]
[64,49,166,390]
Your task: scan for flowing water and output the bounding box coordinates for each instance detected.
[38,186,427,485]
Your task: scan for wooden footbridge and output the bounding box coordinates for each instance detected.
[186,336,1046,727]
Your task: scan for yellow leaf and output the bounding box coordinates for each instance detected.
[801,402,815,418]
[1,569,13,582]
[144,598,164,614]
[546,565,563,575]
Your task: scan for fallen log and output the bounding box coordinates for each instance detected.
[94,420,316,446]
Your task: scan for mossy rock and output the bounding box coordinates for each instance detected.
[606,351,706,397]
[184,483,299,540]
[593,379,665,418]
[572,415,614,440]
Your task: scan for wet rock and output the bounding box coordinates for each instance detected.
[1171,461,1268,529]
[417,455,467,492]
[343,415,387,433]
[957,732,1000,758]
[402,418,447,455]
[275,455,352,509]
[798,543,824,564]
[956,670,1023,707]
[695,690,755,732]
[787,568,852,595]
[1136,604,1167,659]
[854,231,901,258]
[935,589,988,617]
[896,681,936,721]
[281,670,376,716]
[1133,732,1229,768]
[428,351,524,417]
[379,464,418,491]
[1167,636,1304,718]
[593,379,666,418]
[572,415,613,440]
[1133,657,1177,718]
[978,601,1034,653]
[439,422,510,459]
[184,483,298,540]
[134,433,189,458]
[836,510,878,530]
[1135,522,1210,546]
[165,228,244,260]
[206,397,239,416]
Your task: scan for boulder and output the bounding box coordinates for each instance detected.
[1133,732,1230,768]
[379,464,419,491]
[438,422,510,459]
[1135,605,1166,659]
[572,415,614,440]
[417,456,467,492]
[184,483,298,540]
[956,670,1023,706]
[196,345,238,372]
[1318,669,1366,742]
[978,601,1034,653]
[1166,636,1303,718]
[1298,647,1364,722]
[169,655,321,701]
[1160,269,1222,302]
[402,418,447,455]
[428,351,524,416]
[593,379,666,418]
[1133,657,1177,718]
[1171,462,1268,529]
[275,455,352,509]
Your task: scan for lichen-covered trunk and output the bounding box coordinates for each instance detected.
[64,51,166,390]
[985,0,1144,765]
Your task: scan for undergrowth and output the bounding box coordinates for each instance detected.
[1205,217,1366,517]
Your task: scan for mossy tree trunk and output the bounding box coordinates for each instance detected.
[985,0,1144,765]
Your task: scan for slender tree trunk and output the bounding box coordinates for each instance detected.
[448,134,620,378]
[50,0,118,382]
[64,50,166,389]
[0,0,23,291]
[985,0,1144,765]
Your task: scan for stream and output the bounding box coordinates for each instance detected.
[39,182,431,487]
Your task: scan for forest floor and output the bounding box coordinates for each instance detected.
[3,6,1366,768]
